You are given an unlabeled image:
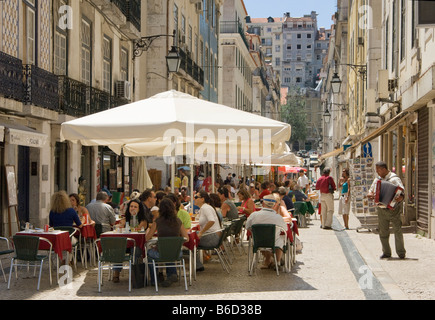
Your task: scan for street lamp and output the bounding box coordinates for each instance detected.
[330,72,342,94]
[166,46,182,73]
[133,30,181,73]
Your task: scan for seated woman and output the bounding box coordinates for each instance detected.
[289,184,309,202]
[217,187,239,220]
[195,190,222,271]
[69,193,95,225]
[236,188,255,217]
[118,199,149,231]
[49,191,83,264]
[146,198,188,287]
[164,193,191,231]
[49,191,83,230]
[113,199,148,283]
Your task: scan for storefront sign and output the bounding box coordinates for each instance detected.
[5,128,47,148]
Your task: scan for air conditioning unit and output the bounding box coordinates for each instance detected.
[115,80,131,100]
[195,1,203,13]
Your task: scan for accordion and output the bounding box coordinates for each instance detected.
[375,180,404,209]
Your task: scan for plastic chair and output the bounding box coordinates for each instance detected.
[229,216,247,255]
[197,225,232,274]
[8,235,52,291]
[0,237,14,282]
[53,226,80,271]
[249,224,287,276]
[148,237,188,292]
[95,237,136,292]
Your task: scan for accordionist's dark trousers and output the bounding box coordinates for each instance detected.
[376,205,406,257]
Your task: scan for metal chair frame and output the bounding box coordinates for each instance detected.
[8,236,53,291]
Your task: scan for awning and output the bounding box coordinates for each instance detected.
[319,147,344,161]
[1,122,48,148]
[347,111,410,151]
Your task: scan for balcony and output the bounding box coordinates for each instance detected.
[0,51,24,102]
[59,76,129,117]
[93,0,140,36]
[179,48,204,87]
[23,64,59,111]
[220,21,250,51]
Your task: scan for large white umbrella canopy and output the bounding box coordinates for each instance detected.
[60,90,291,165]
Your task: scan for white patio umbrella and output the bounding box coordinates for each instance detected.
[61,90,291,208]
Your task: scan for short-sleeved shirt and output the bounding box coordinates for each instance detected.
[198,203,221,235]
[297,175,310,189]
[156,217,182,237]
[223,200,239,220]
[86,201,116,232]
[177,209,192,229]
[49,208,82,228]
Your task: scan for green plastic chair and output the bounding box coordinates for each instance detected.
[8,235,52,291]
[0,237,14,282]
[249,224,283,276]
[148,236,188,292]
[197,225,232,274]
[53,226,80,271]
[96,237,136,292]
[229,216,247,255]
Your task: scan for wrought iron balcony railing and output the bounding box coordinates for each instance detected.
[0,51,24,102]
[23,64,59,110]
[179,47,204,86]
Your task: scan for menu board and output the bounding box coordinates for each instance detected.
[349,157,376,215]
[5,165,18,207]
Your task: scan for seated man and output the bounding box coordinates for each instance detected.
[246,194,288,269]
[86,191,116,234]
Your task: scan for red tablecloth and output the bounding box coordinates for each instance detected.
[183,231,199,251]
[100,231,147,257]
[17,230,72,260]
[79,224,96,240]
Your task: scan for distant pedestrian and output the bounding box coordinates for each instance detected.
[297,169,310,194]
[367,161,406,259]
[315,167,336,229]
[338,168,350,229]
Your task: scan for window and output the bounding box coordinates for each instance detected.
[307,33,312,38]
[174,4,179,45]
[102,36,112,93]
[297,44,301,49]
[296,77,302,83]
[25,2,36,64]
[54,32,67,75]
[275,45,281,52]
[307,44,312,49]
[120,48,128,81]
[276,57,280,66]
[297,33,301,38]
[81,18,91,85]
[275,34,280,40]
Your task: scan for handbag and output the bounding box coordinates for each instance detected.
[131,262,145,289]
[328,178,334,194]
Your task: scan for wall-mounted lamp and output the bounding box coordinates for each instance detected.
[133,30,181,73]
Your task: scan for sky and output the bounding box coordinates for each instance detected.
[243,0,337,29]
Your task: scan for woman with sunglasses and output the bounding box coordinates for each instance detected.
[194,190,222,271]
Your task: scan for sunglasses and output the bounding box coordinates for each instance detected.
[194,195,202,199]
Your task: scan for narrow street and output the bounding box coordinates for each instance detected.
[2,198,435,302]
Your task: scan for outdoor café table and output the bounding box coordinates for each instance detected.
[17,229,72,283]
[78,224,97,268]
[100,231,147,259]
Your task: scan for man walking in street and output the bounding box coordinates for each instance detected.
[367,161,406,259]
[315,167,336,229]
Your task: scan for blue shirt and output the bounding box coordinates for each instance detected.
[341,182,349,194]
[49,208,82,227]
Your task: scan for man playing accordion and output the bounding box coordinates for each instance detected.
[367,161,406,260]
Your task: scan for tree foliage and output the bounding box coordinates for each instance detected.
[281,87,308,146]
